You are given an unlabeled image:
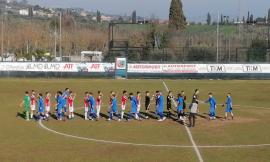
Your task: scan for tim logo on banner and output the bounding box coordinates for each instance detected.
[115,57,127,79]
[242,65,262,73]
[207,65,226,73]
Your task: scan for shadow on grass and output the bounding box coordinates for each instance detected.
[49,112,58,120]
[147,111,159,120]
[197,113,208,119]
[203,113,223,120]
[16,112,25,120]
[74,112,84,119]
[176,120,186,126]
[100,113,109,119]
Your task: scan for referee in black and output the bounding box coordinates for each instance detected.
[189,89,199,127]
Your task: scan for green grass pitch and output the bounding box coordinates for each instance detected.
[0,79,270,162]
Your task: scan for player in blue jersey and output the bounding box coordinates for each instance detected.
[176,93,184,121]
[56,91,64,120]
[205,92,217,120]
[127,93,140,121]
[62,88,70,118]
[37,93,46,121]
[108,93,120,121]
[156,91,166,122]
[88,92,96,120]
[181,91,187,116]
[222,93,234,120]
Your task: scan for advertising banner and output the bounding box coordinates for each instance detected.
[127,64,270,74]
[0,62,115,73]
[115,58,127,78]
[115,58,127,70]
[0,62,270,74]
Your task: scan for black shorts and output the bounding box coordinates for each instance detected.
[189,113,197,117]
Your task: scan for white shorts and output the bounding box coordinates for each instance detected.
[31,105,36,111]
[45,106,50,112]
[84,107,89,112]
[69,107,74,113]
[121,104,126,111]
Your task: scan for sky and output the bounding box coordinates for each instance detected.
[27,0,270,22]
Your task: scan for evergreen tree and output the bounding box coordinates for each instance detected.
[206,12,211,25]
[268,9,270,23]
[247,11,250,23]
[169,0,186,30]
[250,14,254,23]
[220,14,224,24]
[242,16,245,23]
[132,10,137,24]
[28,7,33,18]
[96,10,101,23]
[118,16,124,22]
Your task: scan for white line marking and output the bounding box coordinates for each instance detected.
[37,86,270,152]
[39,120,191,148]
[162,80,204,162]
[185,126,204,162]
[38,120,270,148]
[233,105,270,110]
[162,80,170,92]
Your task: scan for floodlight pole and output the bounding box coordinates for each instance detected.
[228,38,231,62]
[59,12,62,61]
[267,22,270,63]
[1,14,4,62]
[54,18,57,60]
[216,11,220,63]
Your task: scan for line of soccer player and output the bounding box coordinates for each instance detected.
[20,88,234,127]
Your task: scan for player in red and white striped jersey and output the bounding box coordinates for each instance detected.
[68,91,76,119]
[120,90,127,119]
[96,91,103,119]
[45,92,51,118]
[30,90,37,119]
[84,92,89,120]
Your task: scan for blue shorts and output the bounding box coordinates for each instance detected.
[156,110,164,114]
[130,108,137,113]
[57,107,62,114]
[89,107,95,113]
[177,107,183,112]
[111,108,118,113]
[209,107,216,113]
[226,107,232,113]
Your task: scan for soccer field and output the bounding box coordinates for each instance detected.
[1,78,270,162]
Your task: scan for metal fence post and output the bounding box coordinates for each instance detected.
[236,48,238,62]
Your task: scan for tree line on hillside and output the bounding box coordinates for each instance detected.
[206,9,270,25]
[0,0,269,62]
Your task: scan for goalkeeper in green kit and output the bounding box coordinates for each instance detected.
[20,91,30,121]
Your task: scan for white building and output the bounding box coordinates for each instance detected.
[81,51,103,62]
[101,15,113,22]
[19,9,29,16]
[80,11,88,17]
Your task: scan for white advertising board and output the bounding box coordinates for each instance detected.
[0,62,115,73]
[127,64,270,74]
[0,62,270,74]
